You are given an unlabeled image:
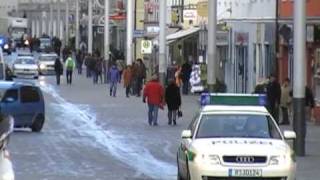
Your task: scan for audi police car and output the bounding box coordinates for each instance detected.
[177,94,296,180]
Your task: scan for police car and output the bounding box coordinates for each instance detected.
[177,94,296,180]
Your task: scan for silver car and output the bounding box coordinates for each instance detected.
[12,56,39,79]
[38,53,58,75]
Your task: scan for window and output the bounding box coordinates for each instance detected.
[196,114,282,139]
[188,112,200,136]
[3,89,18,102]
[21,86,40,103]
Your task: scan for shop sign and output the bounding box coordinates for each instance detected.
[141,40,152,54]
[197,1,208,17]
[183,10,198,21]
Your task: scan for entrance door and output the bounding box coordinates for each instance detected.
[235,45,248,93]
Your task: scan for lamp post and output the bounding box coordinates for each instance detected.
[159,0,167,85]
[104,0,109,83]
[207,0,217,92]
[88,0,93,54]
[126,0,134,65]
[293,0,306,157]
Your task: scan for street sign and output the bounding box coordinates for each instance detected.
[133,30,145,38]
[141,40,152,54]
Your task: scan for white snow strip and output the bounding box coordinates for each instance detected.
[40,83,177,180]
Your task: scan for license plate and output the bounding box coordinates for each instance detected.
[229,169,262,177]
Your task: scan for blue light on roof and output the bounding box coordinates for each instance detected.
[200,93,267,106]
[0,38,3,45]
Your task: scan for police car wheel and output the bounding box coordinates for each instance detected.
[31,115,44,132]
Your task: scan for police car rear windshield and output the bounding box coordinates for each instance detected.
[196,114,282,139]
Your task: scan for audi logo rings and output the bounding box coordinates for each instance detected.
[236,156,255,163]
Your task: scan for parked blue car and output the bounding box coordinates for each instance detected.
[0,81,45,132]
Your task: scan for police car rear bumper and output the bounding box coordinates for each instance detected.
[189,162,296,180]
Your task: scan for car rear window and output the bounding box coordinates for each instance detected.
[21,86,40,103]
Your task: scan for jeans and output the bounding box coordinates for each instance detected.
[125,86,131,97]
[148,104,159,125]
[281,107,289,124]
[56,74,61,85]
[66,70,73,84]
[110,81,117,96]
[182,81,189,95]
[86,67,91,77]
[92,71,98,84]
[168,110,177,125]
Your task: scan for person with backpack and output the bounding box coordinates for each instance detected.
[65,54,76,85]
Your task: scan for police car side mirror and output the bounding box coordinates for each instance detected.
[181,130,192,139]
[284,131,296,140]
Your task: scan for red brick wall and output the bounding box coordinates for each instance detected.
[279,0,320,18]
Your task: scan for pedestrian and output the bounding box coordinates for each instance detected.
[116,59,125,83]
[91,56,98,84]
[84,54,92,78]
[136,59,146,97]
[175,66,183,88]
[181,61,192,95]
[123,65,132,98]
[280,78,292,125]
[165,80,181,125]
[109,64,120,97]
[305,86,315,123]
[76,50,83,74]
[96,57,103,84]
[131,62,138,95]
[143,75,164,126]
[54,57,63,85]
[65,54,75,85]
[266,74,281,124]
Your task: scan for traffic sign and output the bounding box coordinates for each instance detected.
[141,40,152,54]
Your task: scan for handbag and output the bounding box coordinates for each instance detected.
[178,109,183,118]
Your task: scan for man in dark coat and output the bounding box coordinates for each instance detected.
[165,80,182,125]
[54,58,63,85]
[181,61,192,95]
[266,75,281,124]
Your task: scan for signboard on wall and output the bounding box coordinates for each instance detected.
[141,40,152,54]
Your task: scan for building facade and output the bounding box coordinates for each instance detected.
[278,0,320,102]
[219,0,276,93]
[0,0,19,17]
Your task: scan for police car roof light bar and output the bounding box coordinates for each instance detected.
[200,93,267,106]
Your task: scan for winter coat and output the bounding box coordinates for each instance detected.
[165,83,181,111]
[175,69,182,87]
[109,66,120,83]
[54,58,63,75]
[136,63,146,79]
[143,80,164,106]
[266,81,281,106]
[123,68,132,87]
[181,62,192,82]
[95,59,103,73]
[280,85,292,108]
[65,57,75,71]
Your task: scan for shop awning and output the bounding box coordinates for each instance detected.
[166,27,200,42]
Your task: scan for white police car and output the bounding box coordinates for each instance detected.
[177,94,296,180]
